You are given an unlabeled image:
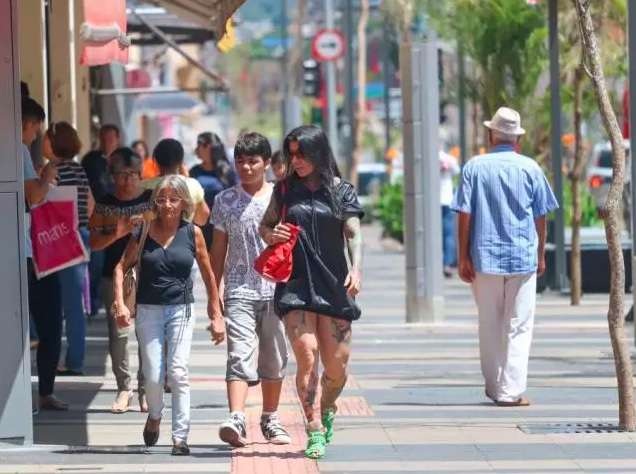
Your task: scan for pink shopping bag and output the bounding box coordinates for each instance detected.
[30,186,89,279]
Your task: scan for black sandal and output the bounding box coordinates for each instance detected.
[143,416,161,447]
[171,440,190,456]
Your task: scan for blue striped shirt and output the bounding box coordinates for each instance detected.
[451,145,559,275]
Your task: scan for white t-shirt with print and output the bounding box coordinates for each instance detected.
[211,184,275,301]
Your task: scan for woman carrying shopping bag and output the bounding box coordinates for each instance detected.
[42,122,94,376]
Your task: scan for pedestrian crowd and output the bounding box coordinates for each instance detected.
[21,75,558,459]
[21,91,364,458]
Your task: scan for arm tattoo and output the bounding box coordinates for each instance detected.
[259,192,281,243]
[344,216,362,270]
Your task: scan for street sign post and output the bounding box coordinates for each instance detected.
[311,28,345,63]
[312,22,343,159]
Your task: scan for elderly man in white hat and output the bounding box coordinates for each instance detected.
[451,106,559,406]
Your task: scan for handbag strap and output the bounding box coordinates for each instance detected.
[280,180,288,222]
[131,220,150,272]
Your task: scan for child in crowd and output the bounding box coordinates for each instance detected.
[270,150,287,181]
[210,132,291,447]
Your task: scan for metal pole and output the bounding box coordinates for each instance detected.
[627,1,636,339]
[343,0,355,175]
[549,0,567,291]
[325,0,339,157]
[458,40,467,166]
[383,22,391,153]
[401,37,444,323]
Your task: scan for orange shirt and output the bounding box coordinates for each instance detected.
[142,158,160,179]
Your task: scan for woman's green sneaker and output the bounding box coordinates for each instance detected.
[322,410,336,444]
[305,430,327,459]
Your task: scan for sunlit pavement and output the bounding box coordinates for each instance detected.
[1,223,635,473]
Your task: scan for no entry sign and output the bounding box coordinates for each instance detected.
[311,29,345,62]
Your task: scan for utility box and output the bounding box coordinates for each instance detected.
[0,0,34,446]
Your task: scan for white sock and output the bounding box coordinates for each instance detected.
[261,411,276,418]
[230,411,245,419]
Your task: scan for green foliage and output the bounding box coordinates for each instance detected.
[375,180,404,242]
[426,0,547,118]
[563,180,603,228]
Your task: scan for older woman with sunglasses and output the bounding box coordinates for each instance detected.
[89,147,153,414]
[112,175,225,455]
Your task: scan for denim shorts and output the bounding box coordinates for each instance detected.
[224,299,288,383]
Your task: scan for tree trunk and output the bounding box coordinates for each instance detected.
[287,0,307,97]
[350,0,369,188]
[471,97,480,155]
[570,63,585,305]
[573,0,635,431]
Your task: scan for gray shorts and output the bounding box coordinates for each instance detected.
[224,298,288,383]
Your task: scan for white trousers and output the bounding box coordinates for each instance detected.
[471,272,536,402]
[136,304,195,442]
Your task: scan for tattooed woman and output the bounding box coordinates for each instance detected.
[259,125,363,459]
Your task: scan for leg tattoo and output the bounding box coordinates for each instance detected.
[300,367,319,422]
[330,319,352,344]
[320,372,347,415]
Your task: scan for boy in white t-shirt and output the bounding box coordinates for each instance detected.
[210,132,290,447]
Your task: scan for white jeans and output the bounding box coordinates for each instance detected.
[136,304,195,442]
[471,272,536,402]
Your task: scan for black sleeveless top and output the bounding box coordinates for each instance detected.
[137,221,195,306]
[274,179,364,321]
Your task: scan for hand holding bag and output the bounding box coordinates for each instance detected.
[254,181,301,283]
[30,186,89,279]
[113,221,149,320]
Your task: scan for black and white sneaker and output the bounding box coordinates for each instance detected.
[260,413,291,445]
[219,413,247,447]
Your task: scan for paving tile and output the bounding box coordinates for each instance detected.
[11,224,636,473]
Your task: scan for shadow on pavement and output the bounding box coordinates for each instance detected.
[32,315,111,446]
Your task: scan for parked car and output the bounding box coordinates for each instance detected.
[587,139,630,211]
[356,163,389,209]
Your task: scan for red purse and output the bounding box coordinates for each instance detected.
[255,182,300,283]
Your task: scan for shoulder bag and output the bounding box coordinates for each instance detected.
[113,221,149,319]
[254,181,301,283]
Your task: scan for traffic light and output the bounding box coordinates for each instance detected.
[303,59,321,98]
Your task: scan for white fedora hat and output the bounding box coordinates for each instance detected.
[483,106,525,135]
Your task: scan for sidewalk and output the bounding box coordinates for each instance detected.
[1,223,636,473]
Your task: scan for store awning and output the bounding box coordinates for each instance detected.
[147,0,246,39]
[128,10,215,45]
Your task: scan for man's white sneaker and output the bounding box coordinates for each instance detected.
[260,413,291,445]
[219,413,247,447]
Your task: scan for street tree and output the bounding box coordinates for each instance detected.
[559,1,626,306]
[287,0,307,97]
[572,0,635,431]
[425,0,547,149]
[350,0,370,188]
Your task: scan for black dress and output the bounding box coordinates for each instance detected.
[274,179,364,321]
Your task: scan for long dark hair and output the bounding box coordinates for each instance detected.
[197,132,234,186]
[282,125,342,215]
